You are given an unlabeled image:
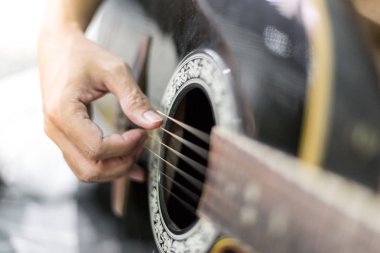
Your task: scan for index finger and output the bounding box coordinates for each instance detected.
[101,63,163,129]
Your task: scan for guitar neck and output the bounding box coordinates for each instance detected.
[199,126,380,253]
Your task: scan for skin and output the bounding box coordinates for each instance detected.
[352,0,380,26]
[38,0,162,182]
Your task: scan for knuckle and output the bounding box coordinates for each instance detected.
[43,117,60,145]
[61,157,96,183]
[125,89,149,110]
[62,151,106,183]
[77,164,104,182]
[77,171,100,183]
[108,58,126,75]
[123,156,135,167]
[44,104,59,123]
[77,163,111,182]
[83,143,102,160]
[121,157,136,173]
[43,98,64,127]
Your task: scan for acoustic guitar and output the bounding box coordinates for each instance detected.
[92,0,380,252]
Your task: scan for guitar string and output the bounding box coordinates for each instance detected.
[144,146,207,215]
[144,109,377,226]
[144,142,225,217]
[149,103,212,142]
[159,127,209,160]
[143,101,380,239]
[158,170,200,203]
[160,182,233,220]
[144,108,226,215]
[160,166,239,218]
[157,164,240,218]
[145,132,209,192]
[159,168,203,216]
[145,109,212,214]
[144,144,240,218]
[144,145,203,190]
[148,133,206,203]
[160,183,197,214]
[148,134,207,174]
[156,110,210,144]
[149,110,211,177]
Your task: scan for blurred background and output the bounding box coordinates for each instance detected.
[0,0,46,77]
[0,0,162,250]
[0,0,78,252]
[0,1,134,252]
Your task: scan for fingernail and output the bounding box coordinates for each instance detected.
[143,110,162,123]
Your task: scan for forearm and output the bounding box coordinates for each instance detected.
[41,0,103,34]
[38,0,103,83]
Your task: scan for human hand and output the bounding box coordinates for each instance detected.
[38,27,162,182]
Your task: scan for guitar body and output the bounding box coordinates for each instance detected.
[95,0,380,252]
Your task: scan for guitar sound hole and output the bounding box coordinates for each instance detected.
[160,87,214,232]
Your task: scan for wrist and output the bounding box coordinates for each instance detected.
[38,21,84,57]
[39,20,84,43]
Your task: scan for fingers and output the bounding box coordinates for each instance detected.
[98,130,146,160]
[102,61,163,129]
[127,164,146,182]
[127,144,146,182]
[45,111,145,182]
[56,99,145,160]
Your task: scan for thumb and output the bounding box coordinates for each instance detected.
[104,63,162,129]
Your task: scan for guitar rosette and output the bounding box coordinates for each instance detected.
[148,50,242,253]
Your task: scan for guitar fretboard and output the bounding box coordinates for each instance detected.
[199,127,380,253]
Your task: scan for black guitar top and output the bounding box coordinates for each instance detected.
[95,0,380,252]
